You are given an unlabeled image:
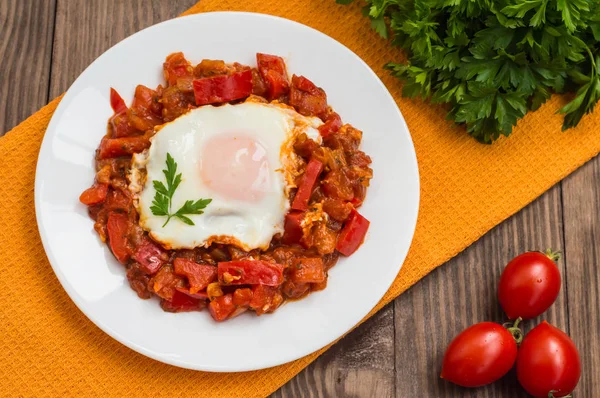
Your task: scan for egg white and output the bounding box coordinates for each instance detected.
[129,101,323,251]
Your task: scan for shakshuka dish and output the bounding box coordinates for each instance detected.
[79,52,373,322]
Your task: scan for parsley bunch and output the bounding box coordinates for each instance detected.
[338,0,600,143]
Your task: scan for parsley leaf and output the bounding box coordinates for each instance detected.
[150,153,211,227]
[339,0,600,142]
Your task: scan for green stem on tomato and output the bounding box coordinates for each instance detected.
[544,249,562,263]
[505,317,524,345]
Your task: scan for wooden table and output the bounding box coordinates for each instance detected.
[2,1,598,396]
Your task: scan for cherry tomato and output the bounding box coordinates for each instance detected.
[441,322,519,387]
[517,321,580,397]
[498,250,561,320]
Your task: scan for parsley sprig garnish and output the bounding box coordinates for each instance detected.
[339,0,600,143]
[150,153,211,227]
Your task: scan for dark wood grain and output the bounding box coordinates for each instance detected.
[562,156,600,397]
[0,0,56,135]
[49,0,197,96]
[3,1,599,396]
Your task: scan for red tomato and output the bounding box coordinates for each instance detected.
[132,240,167,275]
[256,53,290,100]
[217,260,284,286]
[291,159,324,211]
[441,322,518,387]
[517,321,580,397]
[98,136,150,159]
[318,112,342,137]
[173,258,217,293]
[160,290,205,313]
[335,209,370,256]
[289,75,328,117]
[208,293,236,322]
[106,212,131,264]
[498,251,561,320]
[192,69,253,105]
[290,258,326,283]
[79,183,108,206]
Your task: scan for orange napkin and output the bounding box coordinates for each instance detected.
[1,1,599,397]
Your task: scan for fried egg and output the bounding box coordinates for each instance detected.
[129,100,323,251]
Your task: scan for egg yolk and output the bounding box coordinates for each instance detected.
[200,133,271,202]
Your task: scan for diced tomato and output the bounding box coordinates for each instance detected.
[350,197,363,208]
[336,209,370,256]
[132,85,162,116]
[106,212,131,264]
[109,112,138,138]
[318,112,342,138]
[163,52,193,86]
[208,293,236,322]
[98,136,150,159]
[249,285,283,315]
[232,288,253,307]
[282,279,310,299]
[289,75,328,117]
[218,260,284,286]
[152,265,185,301]
[133,240,167,275]
[322,197,352,222]
[192,69,253,105]
[256,53,290,100]
[173,258,218,294]
[79,183,108,206]
[105,189,132,211]
[322,169,354,201]
[161,290,205,313]
[175,287,209,300]
[291,258,326,283]
[110,88,128,114]
[291,159,323,211]
[282,211,304,245]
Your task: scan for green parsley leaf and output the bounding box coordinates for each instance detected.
[150,153,211,227]
[338,0,600,142]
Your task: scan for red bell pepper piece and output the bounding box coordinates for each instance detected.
[289,75,328,117]
[256,53,290,100]
[79,183,108,206]
[318,112,342,138]
[282,211,304,245]
[193,69,253,106]
[175,287,209,300]
[291,258,326,283]
[161,289,205,313]
[218,260,284,286]
[110,88,128,114]
[106,212,131,264]
[98,136,150,159]
[133,239,166,275]
[291,159,323,211]
[173,258,218,294]
[336,209,370,256]
[208,293,236,322]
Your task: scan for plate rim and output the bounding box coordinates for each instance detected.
[34,11,420,372]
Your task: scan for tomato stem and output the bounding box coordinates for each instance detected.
[548,391,571,398]
[544,249,561,263]
[505,317,523,345]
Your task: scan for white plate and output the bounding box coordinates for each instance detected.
[35,12,419,372]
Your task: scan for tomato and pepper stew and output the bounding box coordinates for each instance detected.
[79,52,373,322]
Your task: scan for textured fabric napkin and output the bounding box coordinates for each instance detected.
[2,1,600,397]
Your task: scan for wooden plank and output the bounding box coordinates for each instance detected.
[272,304,396,398]
[562,156,600,398]
[394,184,568,397]
[49,0,197,96]
[0,0,56,135]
